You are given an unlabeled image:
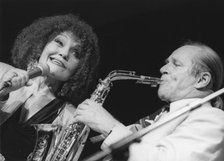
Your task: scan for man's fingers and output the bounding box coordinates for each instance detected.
[72,114,86,124]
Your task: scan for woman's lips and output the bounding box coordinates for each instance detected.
[50,57,65,68]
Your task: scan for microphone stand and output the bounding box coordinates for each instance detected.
[82,87,224,161]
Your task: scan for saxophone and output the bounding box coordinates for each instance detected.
[27,70,161,161]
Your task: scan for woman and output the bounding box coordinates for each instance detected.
[0,14,100,161]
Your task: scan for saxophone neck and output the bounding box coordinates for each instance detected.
[106,70,161,86]
[90,70,161,104]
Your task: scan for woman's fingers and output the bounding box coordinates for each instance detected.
[1,68,29,92]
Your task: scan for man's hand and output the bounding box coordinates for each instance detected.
[73,99,121,136]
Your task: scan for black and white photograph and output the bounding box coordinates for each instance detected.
[1,0,224,161]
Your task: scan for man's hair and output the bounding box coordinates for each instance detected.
[185,41,224,108]
[11,14,100,105]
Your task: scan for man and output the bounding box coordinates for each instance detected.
[73,42,224,161]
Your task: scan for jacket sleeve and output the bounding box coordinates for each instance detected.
[101,111,162,149]
[128,107,224,161]
[101,123,143,149]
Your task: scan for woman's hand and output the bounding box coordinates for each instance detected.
[73,99,121,136]
[0,68,31,95]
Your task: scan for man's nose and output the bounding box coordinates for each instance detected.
[160,64,168,74]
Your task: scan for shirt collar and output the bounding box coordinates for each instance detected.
[169,98,203,113]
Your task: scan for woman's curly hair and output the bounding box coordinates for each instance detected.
[11,14,100,106]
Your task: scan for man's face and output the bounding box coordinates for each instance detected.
[158,45,200,102]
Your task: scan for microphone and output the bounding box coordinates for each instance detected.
[0,64,49,91]
[27,64,49,79]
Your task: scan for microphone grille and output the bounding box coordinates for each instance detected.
[37,63,50,76]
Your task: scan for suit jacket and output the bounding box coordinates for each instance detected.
[101,99,224,161]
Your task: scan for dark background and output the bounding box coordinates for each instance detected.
[1,0,224,158]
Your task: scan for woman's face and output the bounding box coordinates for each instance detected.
[39,31,81,81]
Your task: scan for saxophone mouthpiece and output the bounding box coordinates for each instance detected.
[136,76,161,87]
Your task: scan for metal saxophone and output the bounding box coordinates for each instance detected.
[27,70,161,161]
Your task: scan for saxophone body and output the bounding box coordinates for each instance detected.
[27,70,161,161]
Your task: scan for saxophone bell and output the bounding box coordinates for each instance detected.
[27,124,60,161]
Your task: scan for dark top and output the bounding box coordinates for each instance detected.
[0,98,65,161]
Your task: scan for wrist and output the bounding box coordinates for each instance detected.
[104,121,122,136]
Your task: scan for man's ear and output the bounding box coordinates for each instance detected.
[194,72,211,89]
